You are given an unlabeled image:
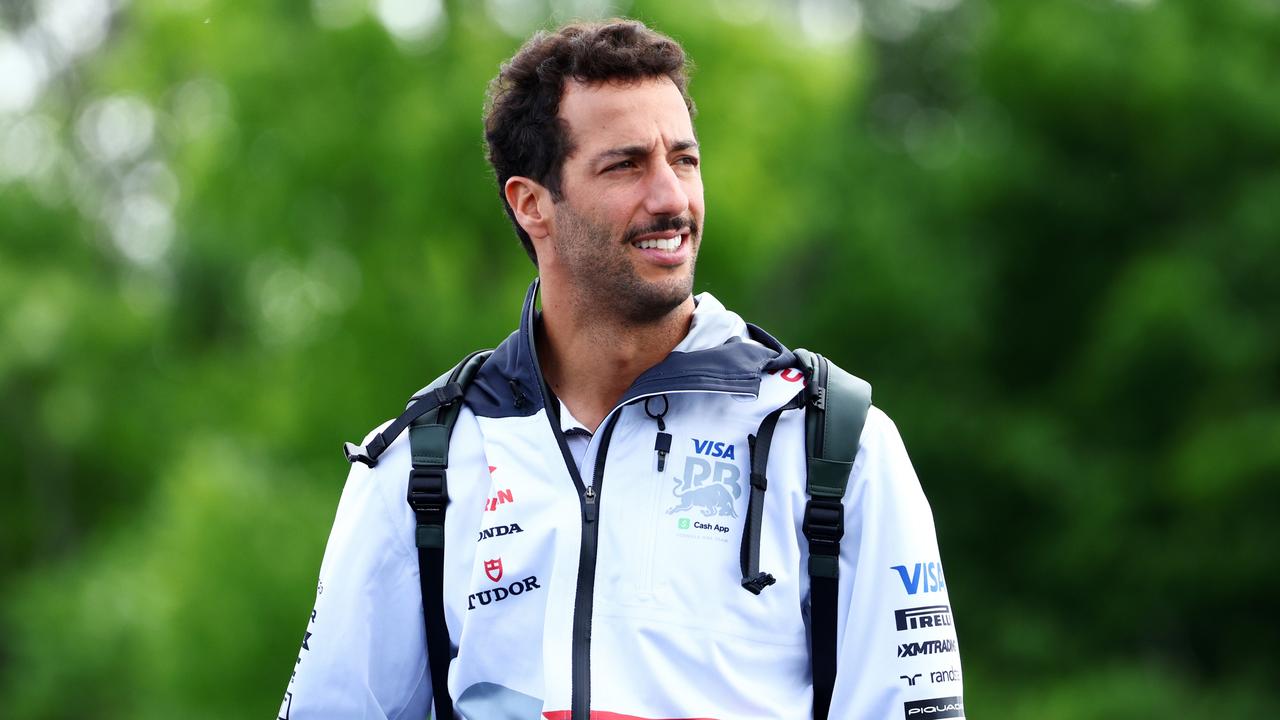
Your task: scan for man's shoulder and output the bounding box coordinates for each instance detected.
[342,403,485,513]
[859,405,900,453]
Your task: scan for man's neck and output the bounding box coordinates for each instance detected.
[536,289,695,433]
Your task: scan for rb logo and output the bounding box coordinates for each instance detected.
[667,438,742,518]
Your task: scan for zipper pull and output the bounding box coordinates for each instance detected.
[654,430,672,473]
[584,485,597,523]
[645,395,672,473]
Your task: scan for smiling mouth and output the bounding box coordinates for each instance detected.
[631,233,685,251]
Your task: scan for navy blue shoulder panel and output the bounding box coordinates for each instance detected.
[621,341,778,405]
[465,279,796,419]
[464,329,542,419]
[465,280,546,419]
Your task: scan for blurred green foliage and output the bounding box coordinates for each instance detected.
[2,0,1278,717]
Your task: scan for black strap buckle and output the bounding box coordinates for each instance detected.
[343,441,374,467]
[343,431,389,467]
[741,572,777,595]
[803,497,844,553]
[407,466,448,520]
[433,383,463,406]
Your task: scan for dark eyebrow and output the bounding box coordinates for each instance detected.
[592,139,700,165]
[593,144,650,164]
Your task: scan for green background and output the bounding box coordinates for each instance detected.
[2,0,1278,717]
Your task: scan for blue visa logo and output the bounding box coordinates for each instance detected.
[691,438,735,460]
[891,562,947,595]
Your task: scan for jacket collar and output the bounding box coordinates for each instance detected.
[466,278,787,419]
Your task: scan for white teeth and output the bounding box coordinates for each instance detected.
[634,235,682,251]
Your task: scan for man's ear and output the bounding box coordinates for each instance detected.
[505,176,553,244]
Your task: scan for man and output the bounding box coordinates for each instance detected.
[281,19,963,720]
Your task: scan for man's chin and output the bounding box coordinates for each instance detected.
[622,275,695,324]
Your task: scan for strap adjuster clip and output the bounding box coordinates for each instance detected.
[803,497,844,548]
[407,467,448,518]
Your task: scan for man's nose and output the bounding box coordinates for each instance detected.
[643,162,690,218]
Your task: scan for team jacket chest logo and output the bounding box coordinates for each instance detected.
[477,523,523,543]
[468,556,543,611]
[666,438,742,517]
[484,488,514,512]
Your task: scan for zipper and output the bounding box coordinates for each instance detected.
[522,309,597,719]
[556,390,746,720]
[583,485,596,522]
[571,411,621,720]
[812,356,828,452]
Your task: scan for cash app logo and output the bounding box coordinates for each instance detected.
[678,518,691,530]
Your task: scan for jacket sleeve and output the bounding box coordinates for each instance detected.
[278,424,432,720]
[830,407,965,719]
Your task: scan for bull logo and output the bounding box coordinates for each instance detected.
[666,453,742,518]
[484,558,503,583]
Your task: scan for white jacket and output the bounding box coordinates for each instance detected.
[280,282,964,720]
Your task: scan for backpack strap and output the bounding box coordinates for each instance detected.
[793,348,871,720]
[342,385,465,468]
[406,349,491,720]
[740,389,805,594]
[341,348,491,720]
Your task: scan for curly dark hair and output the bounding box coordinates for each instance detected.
[483,19,696,265]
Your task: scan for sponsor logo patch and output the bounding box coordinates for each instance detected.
[667,438,742,518]
[477,523,524,543]
[891,562,947,595]
[768,367,805,383]
[895,604,953,631]
[897,639,958,658]
[691,438,736,460]
[467,576,542,610]
[484,558,504,582]
[930,667,963,684]
[903,667,963,686]
[673,513,731,541]
[484,489,515,512]
[904,695,964,719]
[286,607,318,691]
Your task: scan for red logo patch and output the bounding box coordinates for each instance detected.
[779,368,804,383]
[485,488,515,512]
[484,558,503,583]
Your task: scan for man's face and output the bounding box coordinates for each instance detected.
[546,77,703,324]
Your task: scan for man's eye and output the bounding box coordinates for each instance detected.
[607,160,636,172]
[676,156,699,167]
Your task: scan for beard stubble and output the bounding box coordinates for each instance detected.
[552,202,699,327]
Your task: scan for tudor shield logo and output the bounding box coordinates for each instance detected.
[484,558,503,582]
